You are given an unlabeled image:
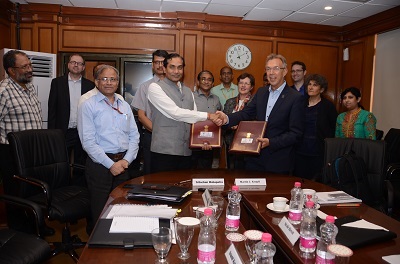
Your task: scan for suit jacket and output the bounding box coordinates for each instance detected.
[48,74,94,134]
[227,84,305,173]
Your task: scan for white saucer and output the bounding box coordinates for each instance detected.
[266,203,289,213]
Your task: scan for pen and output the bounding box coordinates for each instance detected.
[337,203,361,207]
[178,179,191,184]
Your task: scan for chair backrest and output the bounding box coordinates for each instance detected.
[7,129,71,198]
[324,138,386,209]
[384,128,400,164]
[376,129,384,140]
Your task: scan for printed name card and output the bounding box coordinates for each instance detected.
[278,216,300,246]
[225,244,244,264]
[192,178,225,187]
[235,178,266,186]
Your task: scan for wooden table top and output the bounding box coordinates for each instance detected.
[78,169,400,264]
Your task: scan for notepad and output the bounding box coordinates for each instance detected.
[109,216,159,233]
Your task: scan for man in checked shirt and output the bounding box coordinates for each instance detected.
[0,49,43,229]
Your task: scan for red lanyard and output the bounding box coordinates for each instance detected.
[104,99,123,114]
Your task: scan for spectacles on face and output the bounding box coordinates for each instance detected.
[266,66,285,73]
[69,61,84,66]
[153,60,164,65]
[13,63,33,71]
[291,69,304,74]
[238,82,251,86]
[200,78,213,83]
[98,77,119,83]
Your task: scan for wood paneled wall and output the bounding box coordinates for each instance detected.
[1,2,399,110]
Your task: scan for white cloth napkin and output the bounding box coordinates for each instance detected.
[382,254,400,263]
[342,219,388,231]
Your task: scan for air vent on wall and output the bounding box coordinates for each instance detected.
[29,55,54,78]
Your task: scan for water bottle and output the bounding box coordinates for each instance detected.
[299,201,317,254]
[255,233,276,264]
[225,185,241,231]
[316,215,338,264]
[198,208,216,264]
[288,182,304,225]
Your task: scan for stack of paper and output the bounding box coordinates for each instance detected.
[106,204,177,219]
[316,191,362,204]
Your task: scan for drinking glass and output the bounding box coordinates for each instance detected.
[174,218,195,260]
[243,230,263,264]
[210,195,224,220]
[151,227,172,263]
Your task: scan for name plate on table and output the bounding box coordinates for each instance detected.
[278,216,300,246]
[190,120,221,148]
[192,178,225,191]
[235,178,266,186]
[229,121,267,154]
[225,244,244,264]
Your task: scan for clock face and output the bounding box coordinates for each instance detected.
[226,44,252,70]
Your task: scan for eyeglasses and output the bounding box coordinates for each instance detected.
[98,77,119,83]
[200,78,213,83]
[153,60,164,65]
[238,82,251,86]
[69,61,85,66]
[266,66,285,73]
[13,63,33,70]
[291,69,304,74]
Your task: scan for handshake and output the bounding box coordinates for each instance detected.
[208,111,228,126]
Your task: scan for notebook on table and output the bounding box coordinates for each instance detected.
[125,183,192,204]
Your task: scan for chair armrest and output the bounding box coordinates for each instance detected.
[13,175,52,209]
[70,163,85,171]
[0,194,46,238]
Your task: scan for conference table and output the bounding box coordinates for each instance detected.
[78,169,400,263]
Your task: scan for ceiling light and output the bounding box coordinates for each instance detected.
[325,6,333,11]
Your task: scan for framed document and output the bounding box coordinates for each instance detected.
[190,120,221,148]
[229,121,267,154]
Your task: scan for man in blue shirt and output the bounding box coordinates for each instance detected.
[290,61,307,95]
[78,65,139,233]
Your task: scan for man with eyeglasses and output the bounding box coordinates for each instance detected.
[216,53,304,174]
[78,65,139,234]
[131,49,168,175]
[48,53,94,186]
[0,49,43,230]
[211,66,238,110]
[147,53,222,173]
[290,61,307,95]
[192,70,222,169]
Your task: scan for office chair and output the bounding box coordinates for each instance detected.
[384,128,400,218]
[0,194,52,264]
[376,129,384,140]
[7,129,91,262]
[323,138,389,213]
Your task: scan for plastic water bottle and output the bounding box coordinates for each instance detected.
[198,208,216,264]
[299,201,317,254]
[255,233,276,264]
[316,215,338,264]
[225,185,241,231]
[288,182,304,225]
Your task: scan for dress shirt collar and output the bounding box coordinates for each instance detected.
[68,73,82,82]
[269,81,286,94]
[219,83,235,91]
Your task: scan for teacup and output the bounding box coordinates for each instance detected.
[303,189,318,205]
[273,197,288,210]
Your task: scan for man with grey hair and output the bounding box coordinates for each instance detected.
[77,65,139,233]
[216,53,304,174]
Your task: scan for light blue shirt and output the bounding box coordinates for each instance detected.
[265,82,286,121]
[78,91,140,169]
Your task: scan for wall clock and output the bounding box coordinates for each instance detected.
[226,43,252,70]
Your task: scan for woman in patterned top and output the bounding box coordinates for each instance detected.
[335,87,377,140]
[223,72,255,169]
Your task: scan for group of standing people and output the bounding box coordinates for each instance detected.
[0,49,378,235]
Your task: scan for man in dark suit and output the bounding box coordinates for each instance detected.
[217,53,305,174]
[48,53,94,185]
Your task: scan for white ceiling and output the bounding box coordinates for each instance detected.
[9,0,400,27]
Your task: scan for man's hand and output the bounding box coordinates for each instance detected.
[201,141,212,150]
[209,113,223,126]
[109,159,129,176]
[257,137,270,149]
[214,111,228,126]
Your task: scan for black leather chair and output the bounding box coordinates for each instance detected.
[376,129,384,140]
[384,128,400,218]
[6,129,91,262]
[323,138,388,213]
[0,194,51,264]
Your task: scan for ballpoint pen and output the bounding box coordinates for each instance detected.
[337,203,361,207]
